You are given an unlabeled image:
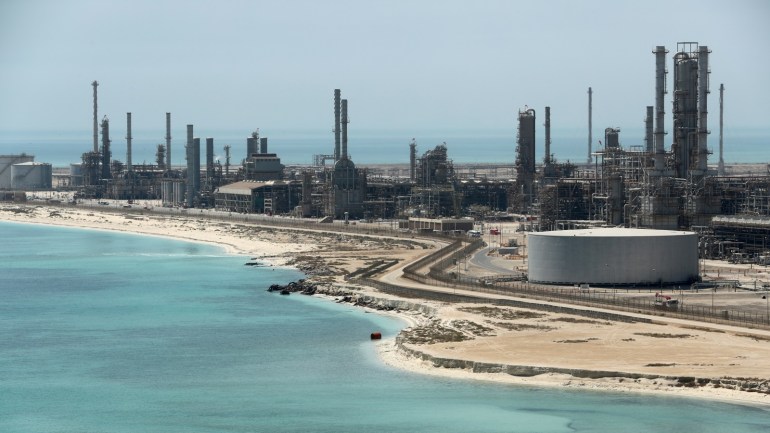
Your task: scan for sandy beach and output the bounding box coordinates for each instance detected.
[2,202,769,408]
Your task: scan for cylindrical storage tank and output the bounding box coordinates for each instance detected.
[528,228,698,285]
[0,155,35,189]
[69,163,83,187]
[11,162,52,189]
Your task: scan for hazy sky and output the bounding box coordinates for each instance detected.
[1,0,769,135]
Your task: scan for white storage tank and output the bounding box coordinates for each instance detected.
[11,162,52,190]
[70,163,84,187]
[528,228,698,285]
[0,154,35,189]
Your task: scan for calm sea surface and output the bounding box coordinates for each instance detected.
[1,222,768,432]
[1,128,768,167]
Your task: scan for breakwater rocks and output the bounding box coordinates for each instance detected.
[269,279,438,316]
[267,280,317,295]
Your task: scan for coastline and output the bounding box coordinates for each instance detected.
[2,203,769,409]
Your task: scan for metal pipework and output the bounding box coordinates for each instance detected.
[92,81,99,153]
[341,99,349,160]
[165,112,172,170]
[697,45,710,172]
[544,106,551,165]
[334,89,341,161]
[653,46,668,169]
[126,112,132,172]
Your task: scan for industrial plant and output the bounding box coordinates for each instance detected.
[3,42,770,268]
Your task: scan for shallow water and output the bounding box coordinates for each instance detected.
[1,222,768,432]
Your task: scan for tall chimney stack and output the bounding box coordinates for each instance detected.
[206,137,214,180]
[645,106,654,154]
[126,112,132,172]
[587,87,592,164]
[718,83,725,176]
[165,112,172,171]
[653,46,668,171]
[334,89,341,161]
[92,81,99,153]
[544,106,551,165]
[186,125,194,208]
[341,99,349,160]
[696,45,710,173]
[409,139,417,182]
[100,116,111,179]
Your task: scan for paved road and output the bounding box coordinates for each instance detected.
[468,247,517,275]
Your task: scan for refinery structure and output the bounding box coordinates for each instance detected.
[3,42,770,269]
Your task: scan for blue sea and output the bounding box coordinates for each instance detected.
[1,222,769,432]
[1,128,768,167]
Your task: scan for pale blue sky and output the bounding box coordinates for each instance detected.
[1,0,768,134]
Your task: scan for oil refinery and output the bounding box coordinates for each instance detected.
[3,42,770,267]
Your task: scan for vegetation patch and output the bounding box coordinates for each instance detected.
[645,363,677,367]
[549,317,611,325]
[554,338,598,344]
[400,325,472,345]
[633,333,693,339]
[736,333,770,342]
[681,325,725,333]
[491,322,555,332]
[458,306,546,321]
[451,320,496,337]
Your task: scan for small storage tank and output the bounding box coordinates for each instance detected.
[528,228,698,285]
[70,163,84,187]
[11,162,52,190]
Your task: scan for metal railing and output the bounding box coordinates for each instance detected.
[400,237,770,330]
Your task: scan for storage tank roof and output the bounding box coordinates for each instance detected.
[532,227,694,237]
[13,161,50,166]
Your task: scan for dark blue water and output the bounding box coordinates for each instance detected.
[1,222,768,432]
[1,128,767,167]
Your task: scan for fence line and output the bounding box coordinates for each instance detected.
[399,238,770,330]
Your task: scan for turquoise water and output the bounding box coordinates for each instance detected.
[1,222,769,432]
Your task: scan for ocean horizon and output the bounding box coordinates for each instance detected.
[1,127,768,168]
[1,221,769,432]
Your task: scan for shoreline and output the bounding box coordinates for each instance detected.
[2,203,770,409]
